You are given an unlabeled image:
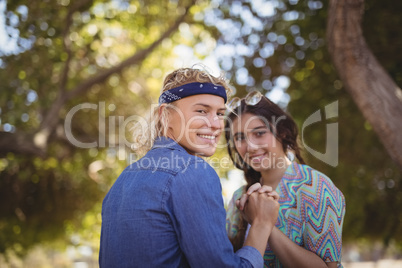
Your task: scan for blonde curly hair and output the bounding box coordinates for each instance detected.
[132,66,232,156]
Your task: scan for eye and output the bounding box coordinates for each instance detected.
[217,111,225,117]
[196,110,207,114]
[254,130,267,137]
[234,133,245,141]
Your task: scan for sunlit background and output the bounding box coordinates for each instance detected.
[0,0,401,267]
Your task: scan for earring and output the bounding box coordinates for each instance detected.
[286,149,295,162]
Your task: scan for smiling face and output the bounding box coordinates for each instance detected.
[166,94,226,157]
[231,113,287,171]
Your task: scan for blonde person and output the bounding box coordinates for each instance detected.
[99,67,280,267]
[224,91,346,268]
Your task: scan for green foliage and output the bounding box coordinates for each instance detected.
[0,0,205,255]
[0,151,104,255]
[1,0,401,258]
[211,0,401,245]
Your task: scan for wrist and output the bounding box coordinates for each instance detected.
[251,219,274,232]
[246,220,274,257]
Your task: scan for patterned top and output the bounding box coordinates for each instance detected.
[226,162,346,268]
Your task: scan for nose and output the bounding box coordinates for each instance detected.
[246,137,258,152]
[209,114,222,130]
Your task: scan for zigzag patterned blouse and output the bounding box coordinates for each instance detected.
[226,162,346,267]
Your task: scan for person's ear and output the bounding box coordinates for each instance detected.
[158,103,167,117]
[159,104,172,137]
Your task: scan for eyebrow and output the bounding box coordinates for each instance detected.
[250,126,268,131]
[233,126,268,136]
[194,103,226,111]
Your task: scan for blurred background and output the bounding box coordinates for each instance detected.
[0,0,401,267]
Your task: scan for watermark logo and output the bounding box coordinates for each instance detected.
[64,102,147,160]
[64,100,339,167]
[301,101,338,167]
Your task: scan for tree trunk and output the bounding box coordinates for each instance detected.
[327,0,402,169]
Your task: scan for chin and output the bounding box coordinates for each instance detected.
[203,151,215,157]
[196,146,217,157]
[248,162,267,172]
[186,145,216,157]
[197,149,215,157]
[250,165,262,172]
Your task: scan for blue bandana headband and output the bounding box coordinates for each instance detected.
[158,82,227,104]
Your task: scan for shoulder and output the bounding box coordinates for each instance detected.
[294,163,338,189]
[169,154,221,194]
[129,145,215,176]
[294,163,345,206]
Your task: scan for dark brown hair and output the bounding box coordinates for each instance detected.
[224,95,305,251]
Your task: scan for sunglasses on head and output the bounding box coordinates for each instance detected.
[226,90,263,115]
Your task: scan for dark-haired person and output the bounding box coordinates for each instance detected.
[99,67,280,267]
[225,91,346,268]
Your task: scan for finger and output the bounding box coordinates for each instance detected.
[267,191,280,201]
[235,199,240,209]
[258,185,273,193]
[246,182,261,195]
[238,194,249,210]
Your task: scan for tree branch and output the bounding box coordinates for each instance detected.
[65,4,192,101]
[59,6,74,93]
[35,1,194,153]
[59,0,94,94]
[38,0,95,140]
[327,0,402,169]
[0,132,45,158]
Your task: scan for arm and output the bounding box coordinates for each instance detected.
[267,170,346,268]
[243,192,279,257]
[170,163,267,268]
[268,227,328,268]
[234,184,280,257]
[239,183,342,268]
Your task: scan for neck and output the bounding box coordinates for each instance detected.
[259,157,292,189]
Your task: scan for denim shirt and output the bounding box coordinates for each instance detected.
[99,137,262,268]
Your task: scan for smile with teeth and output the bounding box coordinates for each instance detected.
[197,134,216,140]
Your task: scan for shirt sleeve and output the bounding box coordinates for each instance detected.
[301,170,346,262]
[226,186,246,240]
[169,161,263,268]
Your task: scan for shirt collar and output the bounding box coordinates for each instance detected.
[152,136,186,152]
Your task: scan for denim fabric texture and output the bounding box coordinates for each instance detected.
[99,137,263,268]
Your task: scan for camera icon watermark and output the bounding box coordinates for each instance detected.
[301,101,338,167]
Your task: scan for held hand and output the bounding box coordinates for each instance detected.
[236,183,279,211]
[243,192,279,229]
[236,182,261,211]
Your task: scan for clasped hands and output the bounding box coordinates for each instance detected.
[236,183,280,228]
